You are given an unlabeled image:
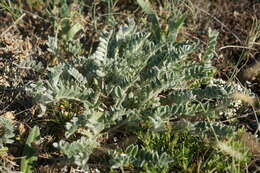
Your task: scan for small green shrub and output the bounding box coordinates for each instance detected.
[131,129,250,172]
[24,2,253,171]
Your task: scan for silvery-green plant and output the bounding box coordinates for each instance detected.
[110,144,173,171]
[25,14,252,170]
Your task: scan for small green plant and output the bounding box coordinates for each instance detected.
[24,1,253,171]
[110,144,173,173]
[132,128,250,172]
[46,0,84,64]
[21,126,40,173]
